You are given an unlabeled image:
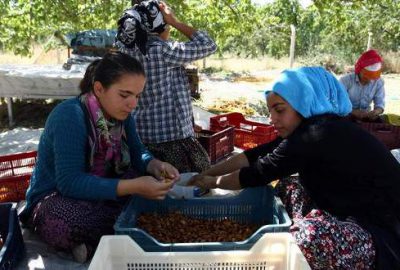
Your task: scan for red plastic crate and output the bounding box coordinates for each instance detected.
[196,127,235,164]
[0,151,37,203]
[210,112,278,150]
[359,122,400,150]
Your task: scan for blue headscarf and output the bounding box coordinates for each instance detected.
[265,67,352,118]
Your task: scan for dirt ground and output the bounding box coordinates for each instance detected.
[196,71,400,116]
[0,99,61,132]
[0,47,399,130]
[0,71,399,131]
[381,74,400,115]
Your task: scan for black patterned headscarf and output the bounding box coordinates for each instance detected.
[116,0,167,55]
[116,8,147,54]
[136,0,167,34]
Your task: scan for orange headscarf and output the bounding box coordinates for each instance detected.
[360,67,381,81]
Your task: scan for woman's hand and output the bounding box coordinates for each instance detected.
[158,1,196,39]
[159,1,177,26]
[188,171,242,190]
[366,108,383,121]
[187,174,218,189]
[194,123,203,133]
[117,176,174,200]
[366,110,379,121]
[352,109,368,120]
[147,159,180,182]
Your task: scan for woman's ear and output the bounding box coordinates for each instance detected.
[93,81,103,97]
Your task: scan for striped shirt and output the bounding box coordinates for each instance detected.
[119,31,217,143]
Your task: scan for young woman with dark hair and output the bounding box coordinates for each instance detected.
[21,52,179,263]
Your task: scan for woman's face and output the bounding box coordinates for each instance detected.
[267,92,302,138]
[94,73,146,121]
[159,25,171,40]
[359,69,381,85]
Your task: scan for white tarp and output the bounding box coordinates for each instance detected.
[0,64,85,99]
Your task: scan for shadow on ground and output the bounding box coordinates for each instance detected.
[0,99,61,132]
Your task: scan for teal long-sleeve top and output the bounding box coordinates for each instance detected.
[24,97,154,214]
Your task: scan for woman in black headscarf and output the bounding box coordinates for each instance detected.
[116,0,218,174]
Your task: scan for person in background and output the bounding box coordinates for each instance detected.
[20,52,179,263]
[189,67,400,270]
[340,49,385,121]
[116,0,217,173]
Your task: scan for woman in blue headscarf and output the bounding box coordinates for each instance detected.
[189,67,400,269]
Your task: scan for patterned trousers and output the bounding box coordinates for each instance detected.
[30,192,124,255]
[145,137,210,173]
[276,177,376,270]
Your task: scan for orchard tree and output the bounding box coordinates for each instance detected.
[0,0,257,56]
[0,0,399,65]
[0,0,128,55]
[313,0,400,53]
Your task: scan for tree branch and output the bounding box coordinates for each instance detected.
[221,1,239,18]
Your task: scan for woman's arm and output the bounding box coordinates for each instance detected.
[188,154,247,189]
[190,170,242,190]
[157,2,217,66]
[159,1,195,39]
[202,138,282,177]
[189,138,288,189]
[202,153,249,176]
[373,80,385,111]
[368,80,385,120]
[191,139,299,189]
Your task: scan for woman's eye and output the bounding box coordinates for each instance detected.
[120,94,129,98]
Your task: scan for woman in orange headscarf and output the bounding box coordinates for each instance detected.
[339,50,385,121]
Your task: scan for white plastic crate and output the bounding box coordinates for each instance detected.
[89,233,311,270]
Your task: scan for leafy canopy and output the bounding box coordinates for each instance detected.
[1,0,399,63]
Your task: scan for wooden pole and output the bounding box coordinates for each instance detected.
[6,97,14,127]
[289,25,296,68]
[367,32,373,50]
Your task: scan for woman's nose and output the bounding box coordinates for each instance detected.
[127,97,137,110]
[269,113,277,125]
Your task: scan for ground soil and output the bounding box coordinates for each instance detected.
[0,99,61,132]
[0,72,399,132]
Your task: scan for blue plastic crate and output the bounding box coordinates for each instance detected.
[0,203,25,269]
[114,186,291,252]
